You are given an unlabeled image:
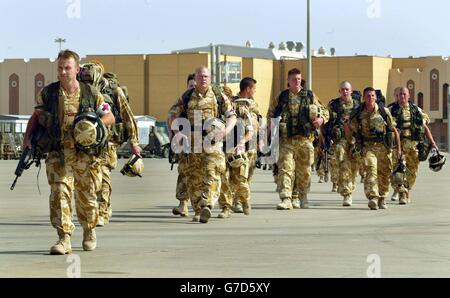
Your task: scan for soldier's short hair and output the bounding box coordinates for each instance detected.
[57,49,80,66]
[363,87,376,96]
[187,73,195,84]
[240,77,257,92]
[287,68,301,77]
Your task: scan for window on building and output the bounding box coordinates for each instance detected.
[9,74,19,115]
[418,92,424,110]
[220,61,242,84]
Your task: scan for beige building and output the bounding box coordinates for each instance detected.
[1,45,449,147]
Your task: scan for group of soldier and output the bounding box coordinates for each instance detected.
[168,66,445,225]
[21,48,445,254]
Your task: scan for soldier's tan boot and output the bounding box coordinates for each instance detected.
[343,195,352,207]
[82,229,97,251]
[233,202,244,213]
[300,197,309,209]
[199,206,212,223]
[277,198,293,210]
[50,234,72,255]
[192,211,200,222]
[318,176,324,183]
[242,201,251,215]
[391,191,399,201]
[399,193,407,205]
[96,216,105,227]
[218,207,231,219]
[292,198,301,209]
[378,198,388,209]
[332,183,338,192]
[368,198,379,210]
[172,200,189,217]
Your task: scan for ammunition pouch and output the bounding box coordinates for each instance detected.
[384,130,394,149]
[287,116,312,137]
[417,142,431,162]
[331,126,344,142]
[110,122,128,145]
[38,111,54,129]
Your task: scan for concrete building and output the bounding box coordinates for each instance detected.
[1,44,450,147]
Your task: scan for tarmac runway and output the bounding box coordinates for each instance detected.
[1,157,450,278]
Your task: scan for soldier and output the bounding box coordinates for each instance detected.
[267,68,329,210]
[388,87,402,201]
[23,50,115,254]
[347,87,401,210]
[168,66,236,223]
[218,78,259,217]
[170,73,195,217]
[389,87,438,204]
[79,62,141,227]
[327,81,360,206]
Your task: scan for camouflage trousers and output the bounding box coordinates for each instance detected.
[331,140,358,197]
[186,152,226,213]
[247,151,257,183]
[219,155,251,209]
[314,146,325,178]
[97,144,118,222]
[329,147,339,184]
[362,142,393,200]
[175,154,189,202]
[392,139,420,198]
[278,135,314,200]
[359,158,366,179]
[46,148,102,237]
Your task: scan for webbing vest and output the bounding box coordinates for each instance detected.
[40,81,97,152]
[389,102,424,142]
[351,102,392,143]
[274,89,314,137]
[180,85,227,120]
[329,97,359,142]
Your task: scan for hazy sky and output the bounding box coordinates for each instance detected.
[0,0,449,59]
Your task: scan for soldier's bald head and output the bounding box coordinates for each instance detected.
[194,66,211,92]
[195,66,210,76]
[339,81,352,90]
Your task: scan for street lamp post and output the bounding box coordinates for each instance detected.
[306,0,312,90]
[54,38,66,52]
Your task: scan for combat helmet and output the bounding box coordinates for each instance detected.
[73,112,108,153]
[78,61,104,88]
[227,153,248,168]
[120,154,144,177]
[392,157,406,186]
[429,149,446,172]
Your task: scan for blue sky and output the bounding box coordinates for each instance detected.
[0,0,448,59]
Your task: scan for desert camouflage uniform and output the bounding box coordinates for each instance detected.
[36,86,107,237]
[219,97,255,211]
[168,102,190,206]
[389,104,429,200]
[327,99,359,199]
[267,89,329,206]
[171,86,235,219]
[351,103,395,204]
[98,86,139,223]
